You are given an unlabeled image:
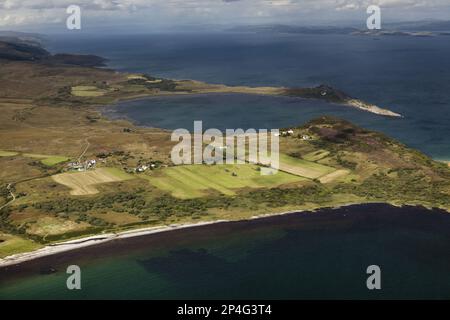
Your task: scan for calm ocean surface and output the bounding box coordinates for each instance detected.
[0,33,448,299]
[47,32,450,159]
[2,204,450,299]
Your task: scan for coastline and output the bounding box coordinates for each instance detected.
[0,91,439,268]
[3,203,450,299]
[0,50,442,270]
[2,201,446,269]
[0,203,367,268]
[0,91,444,268]
[0,220,228,268]
[100,88,402,118]
[102,90,402,122]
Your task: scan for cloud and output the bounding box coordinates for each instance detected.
[334,0,450,11]
[0,0,449,29]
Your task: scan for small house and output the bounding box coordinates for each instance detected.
[136,164,149,173]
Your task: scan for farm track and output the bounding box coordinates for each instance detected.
[77,138,90,163]
[0,184,16,211]
[0,137,92,210]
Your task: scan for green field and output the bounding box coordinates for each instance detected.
[302,150,330,162]
[102,167,135,180]
[0,151,69,165]
[0,233,43,258]
[23,153,69,166]
[52,167,134,195]
[0,150,18,157]
[279,153,335,179]
[71,85,107,97]
[144,164,306,199]
[41,156,70,166]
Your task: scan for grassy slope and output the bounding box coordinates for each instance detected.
[0,233,42,258]
[144,164,306,198]
[279,153,335,179]
[52,168,134,195]
[3,152,70,166]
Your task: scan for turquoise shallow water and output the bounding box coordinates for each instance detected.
[1,204,450,299]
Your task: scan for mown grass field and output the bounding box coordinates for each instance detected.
[52,167,134,195]
[143,164,306,199]
[71,85,107,97]
[318,169,350,183]
[302,149,330,162]
[279,153,335,179]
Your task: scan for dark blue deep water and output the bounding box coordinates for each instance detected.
[1,33,447,299]
[47,33,450,159]
[2,204,450,299]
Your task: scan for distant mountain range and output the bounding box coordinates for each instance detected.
[228,20,450,37]
[0,33,107,67]
[228,24,357,35]
[385,20,450,31]
[0,31,46,47]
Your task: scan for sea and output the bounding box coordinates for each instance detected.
[49,32,450,159]
[0,32,449,299]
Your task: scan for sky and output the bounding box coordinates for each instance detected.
[0,0,449,32]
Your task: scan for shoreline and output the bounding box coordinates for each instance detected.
[0,220,229,268]
[1,96,444,268]
[1,201,446,269]
[101,89,402,118]
[0,203,368,268]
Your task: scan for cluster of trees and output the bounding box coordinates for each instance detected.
[239,184,331,208]
[0,206,15,234]
[32,192,209,222]
[20,168,450,243]
[0,184,10,202]
[75,213,111,227]
[335,154,357,170]
[29,183,336,228]
[333,169,450,207]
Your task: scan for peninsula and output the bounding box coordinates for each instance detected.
[0,37,400,117]
[0,36,447,265]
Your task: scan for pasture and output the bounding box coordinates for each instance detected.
[71,85,107,97]
[318,169,350,183]
[278,153,335,179]
[0,151,69,166]
[144,164,305,199]
[25,216,90,237]
[52,167,133,195]
[302,150,330,162]
[0,150,18,157]
[22,153,70,166]
[0,233,42,258]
